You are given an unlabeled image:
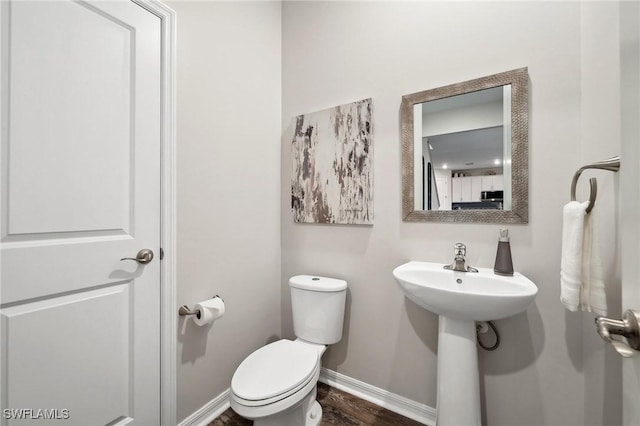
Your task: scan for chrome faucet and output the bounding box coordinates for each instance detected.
[444,243,478,273]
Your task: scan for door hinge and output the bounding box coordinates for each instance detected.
[160,248,164,260]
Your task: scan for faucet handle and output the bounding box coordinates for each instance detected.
[454,243,466,257]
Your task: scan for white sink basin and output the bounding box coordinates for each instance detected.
[393,261,538,321]
[393,262,538,321]
[392,260,538,425]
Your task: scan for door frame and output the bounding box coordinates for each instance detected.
[130,1,177,425]
[620,1,640,423]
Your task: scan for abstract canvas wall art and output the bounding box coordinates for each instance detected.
[291,98,373,225]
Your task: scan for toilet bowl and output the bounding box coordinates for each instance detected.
[230,339,325,426]
[230,275,347,426]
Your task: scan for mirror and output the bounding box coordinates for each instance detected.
[401,68,529,223]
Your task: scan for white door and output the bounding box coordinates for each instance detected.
[451,177,461,203]
[460,177,472,202]
[435,177,450,210]
[621,1,639,424]
[0,1,161,425]
[470,176,481,202]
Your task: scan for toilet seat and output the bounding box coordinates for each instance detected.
[231,340,319,407]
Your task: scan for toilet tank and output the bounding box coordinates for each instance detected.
[289,275,347,345]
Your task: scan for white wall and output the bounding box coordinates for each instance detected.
[422,99,503,137]
[170,1,282,423]
[281,2,621,425]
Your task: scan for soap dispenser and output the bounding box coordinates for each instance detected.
[494,228,514,276]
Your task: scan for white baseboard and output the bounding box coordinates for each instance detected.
[178,389,230,426]
[319,368,436,426]
[180,370,436,426]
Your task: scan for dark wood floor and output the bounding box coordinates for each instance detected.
[210,382,424,426]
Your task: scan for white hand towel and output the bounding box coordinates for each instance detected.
[560,201,588,312]
[581,210,607,315]
[560,201,608,315]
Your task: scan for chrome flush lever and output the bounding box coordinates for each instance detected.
[595,309,640,357]
[121,249,154,265]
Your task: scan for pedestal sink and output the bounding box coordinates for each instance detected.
[392,261,537,426]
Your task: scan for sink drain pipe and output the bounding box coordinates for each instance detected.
[476,321,501,351]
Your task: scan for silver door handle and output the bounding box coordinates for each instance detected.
[595,309,640,357]
[120,249,154,265]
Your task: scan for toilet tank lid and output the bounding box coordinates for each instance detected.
[289,275,347,292]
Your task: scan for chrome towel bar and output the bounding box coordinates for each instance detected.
[570,156,620,213]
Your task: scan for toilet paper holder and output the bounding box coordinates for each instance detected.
[178,295,224,318]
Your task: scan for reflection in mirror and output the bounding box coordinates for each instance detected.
[401,68,528,223]
[415,86,511,212]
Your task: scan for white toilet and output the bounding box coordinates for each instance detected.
[230,275,347,426]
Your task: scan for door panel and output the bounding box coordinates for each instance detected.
[1,1,161,424]
[2,285,131,425]
[6,0,133,236]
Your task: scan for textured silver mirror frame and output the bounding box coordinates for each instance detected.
[401,67,529,224]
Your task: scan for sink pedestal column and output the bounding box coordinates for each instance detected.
[437,316,481,426]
